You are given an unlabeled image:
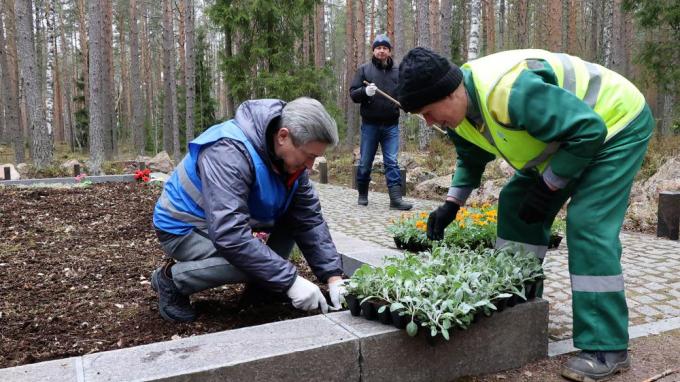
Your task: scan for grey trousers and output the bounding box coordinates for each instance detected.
[157,228,295,296]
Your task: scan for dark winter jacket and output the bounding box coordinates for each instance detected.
[154,99,343,293]
[349,56,401,125]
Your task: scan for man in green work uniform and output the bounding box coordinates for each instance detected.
[396,47,653,381]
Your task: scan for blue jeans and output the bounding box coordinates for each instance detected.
[357,122,402,187]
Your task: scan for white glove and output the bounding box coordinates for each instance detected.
[365,83,377,97]
[328,279,348,311]
[286,276,329,313]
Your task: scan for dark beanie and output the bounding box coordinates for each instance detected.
[397,47,463,112]
[372,34,392,50]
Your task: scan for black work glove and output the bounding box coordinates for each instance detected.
[518,177,557,224]
[427,201,460,241]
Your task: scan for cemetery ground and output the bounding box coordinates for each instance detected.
[2,182,679,381]
[0,183,325,369]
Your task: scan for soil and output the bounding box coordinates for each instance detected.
[458,328,680,382]
[0,182,328,369]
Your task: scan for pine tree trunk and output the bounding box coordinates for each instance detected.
[56,1,74,152]
[602,0,613,67]
[314,2,325,69]
[103,0,115,159]
[141,3,157,152]
[130,0,145,155]
[162,0,179,162]
[386,0,394,45]
[498,0,505,50]
[568,0,579,55]
[184,0,195,142]
[88,0,106,174]
[369,0,375,43]
[16,0,52,168]
[357,0,366,64]
[223,27,234,118]
[394,0,405,63]
[429,0,440,53]
[117,6,130,146]
[344,0,356,146]
[547,0,562,51]
[483,0,496,54]
[76,0,89,109]
[303,14,310,65]
[417,0,431,150]
[0,0,24,162]
[660,92,675,136]
[440,0,452,60]
[516,0,528,48]
[611,0,624,73]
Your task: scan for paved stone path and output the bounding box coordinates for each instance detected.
[315,182,680,341]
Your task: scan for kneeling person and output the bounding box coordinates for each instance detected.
[151,97,346,322]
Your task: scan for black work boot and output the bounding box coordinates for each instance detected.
[151,264,197,323]
[561,350,630,381]
[357,181,369,206]
[388,185,413,211]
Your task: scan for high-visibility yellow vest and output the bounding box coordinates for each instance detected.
[454,49,646,172]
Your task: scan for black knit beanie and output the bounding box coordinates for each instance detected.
[372,34,392,50]
[397,47,463,112]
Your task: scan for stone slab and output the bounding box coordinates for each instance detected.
[327,299,549,382]
[332,230,403,275]
[0,174,135,186]
[0,358,79,382]
[82,315,358,382]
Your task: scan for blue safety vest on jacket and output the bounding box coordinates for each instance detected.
[153,120,299,235]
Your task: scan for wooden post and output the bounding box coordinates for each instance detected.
[351,164,358,190]
[657,191,680,240]
[3,166,10,180]
[400,167,407,195]
[73,164,81,177]
[319,161,328,184]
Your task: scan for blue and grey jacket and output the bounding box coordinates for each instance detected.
[153,99,343,292]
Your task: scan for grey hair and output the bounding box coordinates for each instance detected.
[281,97,339,147]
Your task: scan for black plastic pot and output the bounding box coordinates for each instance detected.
[375,303,392,325]
[492,297,507,312]
[393,237,431,253]
[549,234,563,249]
[346,294,361,316]
[390,309,409,329]
[360,299,378,320]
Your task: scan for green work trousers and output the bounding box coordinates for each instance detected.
[496,105,654,351]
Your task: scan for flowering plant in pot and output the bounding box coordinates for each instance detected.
[388,203,564,252]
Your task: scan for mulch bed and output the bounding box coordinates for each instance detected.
[0,182,328,369]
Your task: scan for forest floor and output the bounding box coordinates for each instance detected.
[0,182,326,369]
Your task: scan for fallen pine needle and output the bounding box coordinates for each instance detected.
[643,368,680,382]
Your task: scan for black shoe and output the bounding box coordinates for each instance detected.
[561,350,630,381]
[357,181,369,206]
[151,266,197,322]
[388,185,412,211]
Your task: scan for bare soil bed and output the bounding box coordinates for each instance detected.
[0,182,325,369]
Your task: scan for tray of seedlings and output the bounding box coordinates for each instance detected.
[344,245,544,344]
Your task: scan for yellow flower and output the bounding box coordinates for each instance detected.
[415,221,427,231]
[420,212,428,219]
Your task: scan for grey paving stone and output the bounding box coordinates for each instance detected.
[0,358,78,382]
[327,300,549,382]
[81,315,359,382]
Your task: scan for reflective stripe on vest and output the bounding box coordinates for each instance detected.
[571,274,625,293]
[458,49,646,171]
